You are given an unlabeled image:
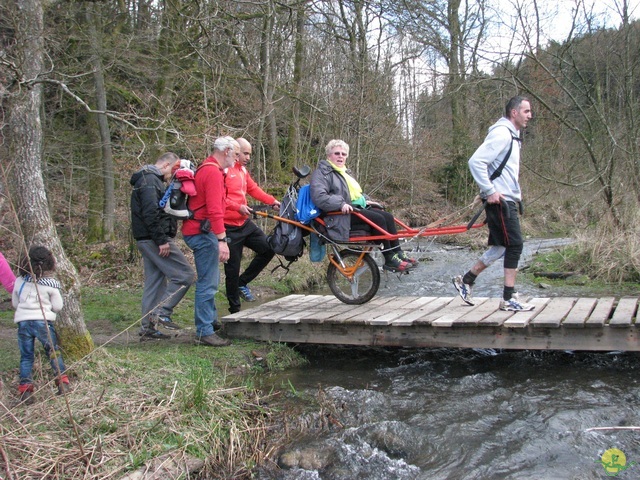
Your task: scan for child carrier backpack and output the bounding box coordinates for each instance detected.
[267,182,306,263]
[159,159,196,219]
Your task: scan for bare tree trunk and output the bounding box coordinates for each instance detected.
[86,3,115,241]
[618,1,640,204]
[6,0,93,359]
[286,0,307,171]
[259,1,281,175]
[447,0,472,199]
[86,112,105,241]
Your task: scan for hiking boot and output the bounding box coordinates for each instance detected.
[195,333,231,347]
[499,294,535,312]
[139,328,170,340]
[18,384,34,405]
[399,251,419,266]
[452,275,475,306]
[56,375,70,396]
[382,253,414,273]
[239,285,257,302]
[154,315,182,330]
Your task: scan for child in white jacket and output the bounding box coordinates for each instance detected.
[12,246,69,404]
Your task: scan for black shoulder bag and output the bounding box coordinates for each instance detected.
[489,129,522,181]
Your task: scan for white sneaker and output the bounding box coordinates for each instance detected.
[452,275,474,305]
[499,294,534,312]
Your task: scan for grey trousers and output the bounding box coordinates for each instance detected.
[137,238,194,330]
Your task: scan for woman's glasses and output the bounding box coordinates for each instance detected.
[332,151,348,156]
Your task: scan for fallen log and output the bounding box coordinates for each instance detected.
[532,272,578,279]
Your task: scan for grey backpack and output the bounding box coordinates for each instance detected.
[267,183,305,262]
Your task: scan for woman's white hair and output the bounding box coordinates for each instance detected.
[325,139,349,157]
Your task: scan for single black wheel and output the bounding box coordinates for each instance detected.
[327,249,380,304]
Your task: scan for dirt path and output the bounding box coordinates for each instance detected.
[0,286,282,349]
[0,298,210,353]
[88,318,212,347]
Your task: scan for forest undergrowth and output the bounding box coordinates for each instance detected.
[528,214,640,285]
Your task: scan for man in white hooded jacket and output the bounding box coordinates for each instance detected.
[453,95,534,311]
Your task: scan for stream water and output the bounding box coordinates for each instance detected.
[255,239,640,480]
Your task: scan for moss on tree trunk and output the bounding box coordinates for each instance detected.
[58,327,95,360]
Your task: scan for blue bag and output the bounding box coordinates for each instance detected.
[309,232,325,262]
[295,184,321,224]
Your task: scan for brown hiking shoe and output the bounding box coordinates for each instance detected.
[195,333,231,347]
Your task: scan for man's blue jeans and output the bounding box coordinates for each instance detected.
[17,320,66,385]
[184,232,219,337]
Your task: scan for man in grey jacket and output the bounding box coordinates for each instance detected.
[453,96,534,311]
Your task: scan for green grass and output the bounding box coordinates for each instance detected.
[81,287,144,327]
[0,347,282,478]
[254,256,327,294]
[0,260,312,380]
[81,285,198,329]
[0,299,18,374]
[0,239,331,478]
[525,243,640,296]
[0,281,308,479]
[527,245,584,273]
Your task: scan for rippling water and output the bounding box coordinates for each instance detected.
[336,237,578,300]
[256,239,640,480]
[262,348,640,479]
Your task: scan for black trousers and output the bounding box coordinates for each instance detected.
[351,207,401,258]
[485,201,523,247]
[224,220,274,313]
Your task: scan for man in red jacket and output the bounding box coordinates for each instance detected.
[182,136,238,346]
[223,138,280,313]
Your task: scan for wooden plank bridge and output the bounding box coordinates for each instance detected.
[221,294,640,352]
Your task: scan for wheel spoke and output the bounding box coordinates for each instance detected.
[327,250,380,304]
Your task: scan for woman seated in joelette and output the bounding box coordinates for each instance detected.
[309,139,417,272]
